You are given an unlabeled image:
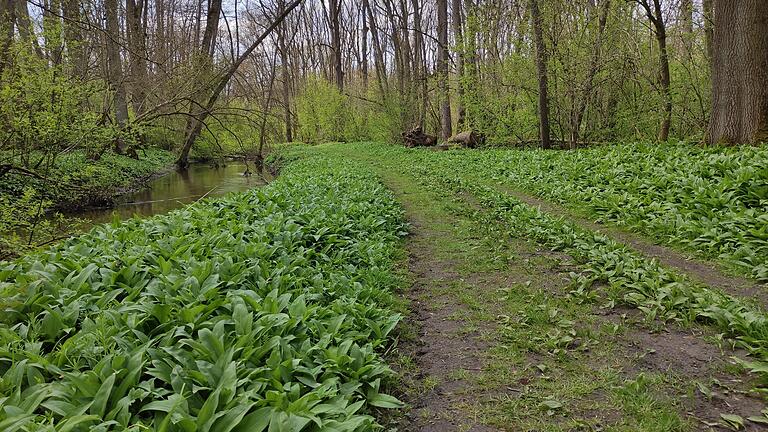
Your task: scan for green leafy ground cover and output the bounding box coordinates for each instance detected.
[323,142,768,383]
[0,155,407,431]
[446,143,768,281]
[1,149,176,209]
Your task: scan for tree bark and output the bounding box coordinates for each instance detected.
[0,0,13,76]
[529,0,550,149]
[276,0,293,142]
[363,0,387,96]
[707,0,768,145]
[452,0,465,130]
[361,2,368,89]
[105,0,130,153]
[678,0,692,35]
[437,0,452,140]
[411,0,426,127]
[703,0,713,69]
[200,0,222,58]
[637,0,672,141]
[126,0,148,114]
[62,0,86,78]
[329,0,343,91]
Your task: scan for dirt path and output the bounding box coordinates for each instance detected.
[493,185,768,308]
[370,164,768,431]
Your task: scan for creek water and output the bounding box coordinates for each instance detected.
[73,162,266,225]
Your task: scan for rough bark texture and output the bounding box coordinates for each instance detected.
[530,0,550,149]
[707,0,768,145]
[447,130,485,148]
[437,0,452,140]
[363,0,387,96]
[402,126,437,147]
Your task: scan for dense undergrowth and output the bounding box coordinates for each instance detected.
[1,149,176,209]
[449,144,768,282]
[0,155,407,431]
[315,142,768,386]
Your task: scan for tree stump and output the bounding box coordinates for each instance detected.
[402,126,438,147]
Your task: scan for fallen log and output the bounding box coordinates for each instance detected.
[447,130,486,148]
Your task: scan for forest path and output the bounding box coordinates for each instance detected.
[330,147,768,431]
[484,182,768,308]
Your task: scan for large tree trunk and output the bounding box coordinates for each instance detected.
[15,0,44,59]
[329,0,343,91]
[105,0,130,153]
[437,0,452,140]
[707,0,768,145]
[529,0,550,149]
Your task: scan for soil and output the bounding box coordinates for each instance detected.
[498,186,768,307]
[379,168,768,431]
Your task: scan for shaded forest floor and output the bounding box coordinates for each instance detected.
[316,144,768,431]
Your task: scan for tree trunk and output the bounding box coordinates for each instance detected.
[105,0,130,153]
[707,0,768,145]
[703,0,713,69]
[176,0,302,168]
[277,0,292,142]
[437,0,452,140]
[200,0,222,58]
[329,0,343,91]
[62,0,85,78]
[570,0,609,148]
[126,0,148,114]
[411,0,426,127]
[363,0,387,96]
[361,2,368,89]
[638,0,672,141]
[452,0,465,130]
[0,0,13,76]
[678,0,692,35]
[15,0,44,59]
[529,0,550,149]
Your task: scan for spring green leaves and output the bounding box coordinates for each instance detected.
[0,155,407,430]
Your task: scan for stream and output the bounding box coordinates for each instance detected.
[72,162,266,225]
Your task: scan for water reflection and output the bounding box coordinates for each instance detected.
[75,162,265,224]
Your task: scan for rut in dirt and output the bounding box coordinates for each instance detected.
[379,169,767,431]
